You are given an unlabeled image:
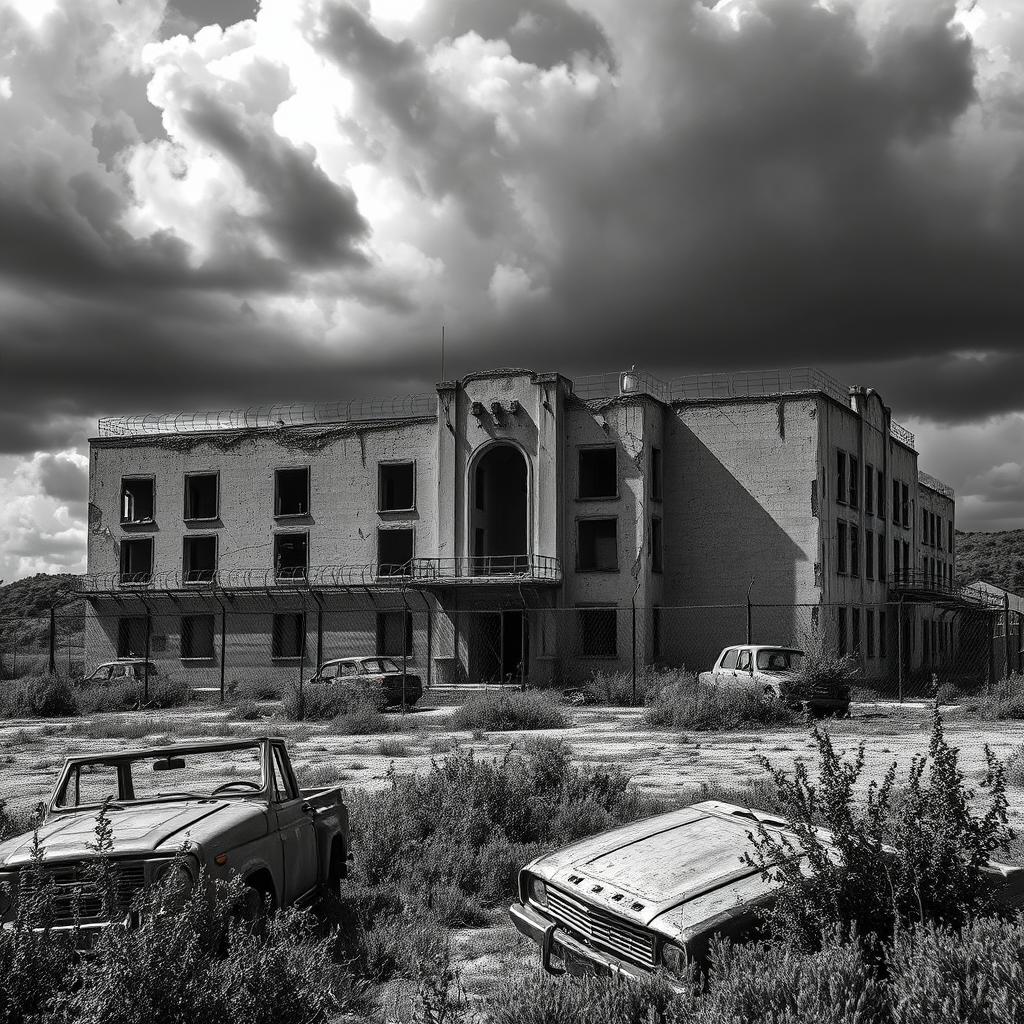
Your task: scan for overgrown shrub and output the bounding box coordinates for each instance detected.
[232,700,261,722]
[960,674,1024,720]
[643,674,799,731]
[744,712,1012,948]
[283,683,386,721]
[228,678,282,702]
[76,676,190,714]
[328,701,396,736]
[585,667,667,706]
[0,675,79,718]
[785,638,858,700]
[448,691,569,732]
[0,796,34,842]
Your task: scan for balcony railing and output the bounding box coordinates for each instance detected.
[408,555,562,583]
[888,571,1000,608]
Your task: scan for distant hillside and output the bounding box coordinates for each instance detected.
[956,530,1024,595]
[0,574,83,658]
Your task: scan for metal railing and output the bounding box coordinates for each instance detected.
[918,470,955,499]
[888,570,1000,607]
[669,366,850,405]
[409,555,562,582]
[890,421,916,450]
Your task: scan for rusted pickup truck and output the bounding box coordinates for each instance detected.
[0,737,349,931]
[511,800,1024,983]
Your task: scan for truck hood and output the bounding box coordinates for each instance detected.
[0,800,267,868]
[526,802,784,935]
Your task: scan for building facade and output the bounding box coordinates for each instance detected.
[84,366,983,692]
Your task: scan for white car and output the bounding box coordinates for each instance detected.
[697,645,850,715]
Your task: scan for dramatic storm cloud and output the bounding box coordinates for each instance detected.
[1,0,1023,576]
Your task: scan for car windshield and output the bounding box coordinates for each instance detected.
[362,658,401,673]
[54,746,265,808]
[757,650,804,672]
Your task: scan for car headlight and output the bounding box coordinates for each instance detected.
[155,862,194,913]
[528,876,548,907]
[661,942,688,977]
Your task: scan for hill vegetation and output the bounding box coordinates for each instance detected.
[955,529,1024,594]
[0,573,83,661]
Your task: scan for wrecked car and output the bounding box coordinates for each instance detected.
[80,659,160,686]
[309,656,423,708]
[698,645,850,716]
[0,737,349,932]
[510,799,1024,983]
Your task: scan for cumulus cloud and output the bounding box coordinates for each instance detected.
[2,0,1024,575]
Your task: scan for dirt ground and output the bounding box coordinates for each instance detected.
[3,698,1024,1012]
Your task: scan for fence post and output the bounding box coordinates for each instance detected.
[219,605,227,703]
[1004,594,1012,682]
[989,613,997,694]
[1018,614,1023,675]
[143,611,152,704]
[745,578,755,644]
[48,606,56,676]
[631,601,637,707]
[897,598,904,703]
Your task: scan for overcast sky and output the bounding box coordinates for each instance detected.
[1,0,1023,580]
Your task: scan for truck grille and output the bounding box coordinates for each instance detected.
[546,886,657,967]
[17,861,147,926]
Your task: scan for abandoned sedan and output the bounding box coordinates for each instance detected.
[80,659,160,686]
[0,737,349,931]
[310,656,423,708]
[510,800,1024,983]
[698,645,850,715]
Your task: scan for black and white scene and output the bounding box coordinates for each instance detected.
[3,0,1024,1020]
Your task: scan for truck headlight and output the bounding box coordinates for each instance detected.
[155,862,194,913]
[528,876,548,907]
[661,942,688,976]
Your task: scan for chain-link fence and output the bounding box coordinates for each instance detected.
[0,597,1016,703]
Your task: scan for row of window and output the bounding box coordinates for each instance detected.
[120,463,418,526]
[921,508,953,552]
[834,452,917,532]
[836,607,887,660]
[836,522,955,586]
[575,447,663,501]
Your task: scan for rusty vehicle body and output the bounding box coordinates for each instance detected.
[0,737,349,933]
[80,659,160,686]
[510,800,1024,984]
[310,656,423,708]
[697,645,851,715]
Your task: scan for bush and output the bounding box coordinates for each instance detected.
[961,674,1024,720]
[643,674,799,731]
[785,638,859,700]
[744,712,1013,948]
[329,702,395,736]
[0,675,79,718]
[283,683,386,721]
[449,691,569,732]
[232,700,261,722]
[77,676,190,714]
[376,738,411,758]
[228,678,282,702]
[0,796,34,842]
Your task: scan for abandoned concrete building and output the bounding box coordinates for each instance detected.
[83,366,993,692]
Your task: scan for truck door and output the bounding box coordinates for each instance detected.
[269,744,318,904]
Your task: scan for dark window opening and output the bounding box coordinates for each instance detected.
[117,617,146,657]
[181,615,215,659]
[578,448,617,500]
[275,467,309,517]
[652,607,662,658]
[121,478,154,524]
[376,610,413,657]
[577,607,617,658]
[922,508,929,542]
[893,537,901,578]
[879,610,887,658]
[274,532,308,580]
[183,535,217,584]
[650,516,663,573]
[651,447,663,501]
[850,525,860,578]
[120,538,153,584]
[184,473,218,521]
[867,609,875,659]
[849,456,859,509]
[877,469,885,518]
[949,522,954,554]
[903,540,910,576]
[892,479,900,525]
[272,613,305,659]
[837,607,848,657]
[578,518,618,572]
[836,451,847,505]
[866,529,874,580]
[865,465,874,517]
[878,533,886,579]
[378,528,414,575]
[901,483,910,528]
[837,521,848,575]
[378,462,415,512]
[852,607,861,657]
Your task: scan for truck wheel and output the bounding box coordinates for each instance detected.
[239,878,274,926]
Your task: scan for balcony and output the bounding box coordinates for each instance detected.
[888,571,1000,608]
[407,555,562,585]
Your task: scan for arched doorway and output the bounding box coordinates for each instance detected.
[470,443,528,575]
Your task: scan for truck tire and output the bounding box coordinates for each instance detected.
[325,841,346,898]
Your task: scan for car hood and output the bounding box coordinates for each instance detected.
[0,800,267,868]
[525,802,791,940]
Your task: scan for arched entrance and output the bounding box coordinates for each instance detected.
[470,443,528,575]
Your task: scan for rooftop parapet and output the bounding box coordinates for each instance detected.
[918,470,955,500]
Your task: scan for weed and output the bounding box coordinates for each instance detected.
[0,675,78,718]
[232,700,262,722]
[377,738,411,758]
[449,691,569,732]
[644,674,799,731]
[297,761,346,788]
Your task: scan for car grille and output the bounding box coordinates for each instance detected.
[17,861,147,926]
[546,886,657,967]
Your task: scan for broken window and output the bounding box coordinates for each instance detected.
[865,529,874,580]
[181,615,214,659]
[892,479,900,525]
[901,483,910,528]
[651,447,663,501]
[578,448,617,500]
[849,455,859,509]
[650,516,663,573]
[578,518,618,571]
[865,464,874,517]
[274,532,308,580]
[836,451,847,505]
[893,537,901,577]
[376,610,413,657]
[121,477,154,524]
[272,613,305,659]
[878,532,886,579]
[850,525,860,578]
[120,537,153,584]
[183,535,217,584]
[577,607,617,658]
[378,462,415,512]
[117,616,146,657]
[275,467,309,517]
[377,528,414,575]
[837,521,848,575]
[184,473,218,521]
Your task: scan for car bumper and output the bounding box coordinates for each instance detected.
[509,901,684,991]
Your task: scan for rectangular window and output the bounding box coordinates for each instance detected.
[274,532,308,580]
[893,537,901,577]
[578,518,618,571]
[849,456,859,509]
[837,521,848,575]
[181,614,215,659]
[866,529,874,580]
[650,516,663,573]
[878,532,886,580]
[576,607,617,658]
[852,607,861,657]
[865,465,874,517]
[836,451,848,505]
[578,448,617,500]
[272,613,305,659]
[378,462,415,512]
[922,508,929,542]
[274,467,309,517]
[892,479,900,525]
[879,610,886,658]
[837,607,848,656]
[117,616,146,658]
[651,447,663,501]
[850,525,860,578]
[184,473,218,521]
[376,610,413,657]
[652,607,662,658]
[877,469,885,518]
[121,477,155,524]
[183,535,217,584]
[120,537,153,584]
[377,528,414,575]
[901,483,910,528]
[903,540,910,577]
[867,609,876,659]
[937,516,943,551]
